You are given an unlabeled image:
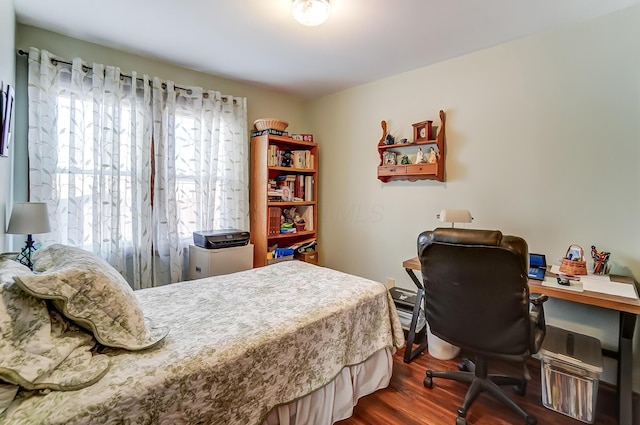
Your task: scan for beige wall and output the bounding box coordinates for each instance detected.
[12,6,640,393]
[309,6,640,389]
[0,0,16,252]
[16,24,310,134]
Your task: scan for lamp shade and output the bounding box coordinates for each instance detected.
[292,0,330,26]
[437,209,473,224]
[6,202,52,235]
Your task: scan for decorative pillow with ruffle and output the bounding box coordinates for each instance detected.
[14,245,168,350]
[0,258,109,414]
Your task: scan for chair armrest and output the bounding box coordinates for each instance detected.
[529,294,548,353]
[530,293,548,307]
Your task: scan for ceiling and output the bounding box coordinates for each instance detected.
[13,0,639,99]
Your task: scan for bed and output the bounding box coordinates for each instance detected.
[0,245,404,425]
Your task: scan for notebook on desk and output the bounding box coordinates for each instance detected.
[528,253,546,280]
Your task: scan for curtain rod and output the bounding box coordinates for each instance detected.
[17,49,236,103]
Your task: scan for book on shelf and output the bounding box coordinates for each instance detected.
[267,145,313,169]
[290,134,314,142]
[294,174,304,200]
[292,150,307,169]
[288,237,317,253]
[251,129,289,137]
[304,176,314,201]
[298,205,314,231]
[267,145,277,166]
[268,207,281,236]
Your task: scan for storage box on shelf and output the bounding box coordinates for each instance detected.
[295,250,318,265]
[250,130,318,268]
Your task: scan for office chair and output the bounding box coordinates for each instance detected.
[417,228,548,425]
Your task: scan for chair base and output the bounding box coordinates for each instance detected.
[423,356,536,425]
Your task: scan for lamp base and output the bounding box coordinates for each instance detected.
[14,235,37,270]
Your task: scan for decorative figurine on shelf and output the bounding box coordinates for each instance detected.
[385,133,395,145]
[281,150,293,167]
[281,207,297,234]
[400,155,410,164]
[282,207,296,224]
[590,245,611,275]
[427,147,439,164]
[416,147,425,164]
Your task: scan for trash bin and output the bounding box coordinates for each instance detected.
[426,322,461,360]
[539,326,603,423]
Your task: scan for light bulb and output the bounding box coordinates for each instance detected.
[292,0,331,27]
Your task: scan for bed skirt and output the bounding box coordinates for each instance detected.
[263,347,394,425]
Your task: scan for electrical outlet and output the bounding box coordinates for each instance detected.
[386,278,395,288]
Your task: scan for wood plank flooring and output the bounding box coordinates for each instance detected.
[337,348,619,425]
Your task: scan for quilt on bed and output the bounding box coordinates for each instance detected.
[2,260,404,425]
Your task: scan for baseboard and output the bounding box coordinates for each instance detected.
[598,381,640,425]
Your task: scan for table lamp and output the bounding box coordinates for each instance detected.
[6,202,51,269]
[437,209,473,228]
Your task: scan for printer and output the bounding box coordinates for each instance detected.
[193,229,250,249]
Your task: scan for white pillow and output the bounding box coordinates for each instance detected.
[14,245,168,350]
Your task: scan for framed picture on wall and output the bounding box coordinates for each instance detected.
[0,83,15,157]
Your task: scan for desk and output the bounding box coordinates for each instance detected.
[403,256,640,425]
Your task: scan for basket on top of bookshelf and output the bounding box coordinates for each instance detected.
[254,118,288,132]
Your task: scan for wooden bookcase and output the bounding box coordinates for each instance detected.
[377,110,446,182]
[250,133,318,267]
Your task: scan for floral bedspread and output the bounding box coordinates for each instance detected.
[3,261,404,425]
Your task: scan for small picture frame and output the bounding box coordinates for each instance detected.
[412,120,433,142]
[383,152,397,166]
[281,186,293,202]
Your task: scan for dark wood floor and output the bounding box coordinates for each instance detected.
[337,348,619,425]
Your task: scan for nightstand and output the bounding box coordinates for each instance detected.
[188,244,253,280]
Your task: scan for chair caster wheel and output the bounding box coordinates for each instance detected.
[525,416,537,425]
[423,375,433,389]
[456,408,468,424]
[514,381,527,396]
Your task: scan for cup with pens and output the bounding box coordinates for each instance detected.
[590,245,611,275]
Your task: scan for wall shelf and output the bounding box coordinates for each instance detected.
[377,110,446,182]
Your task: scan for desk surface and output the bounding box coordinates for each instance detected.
[403,257,640,315]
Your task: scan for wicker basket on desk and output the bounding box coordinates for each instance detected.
[559,244,588,276]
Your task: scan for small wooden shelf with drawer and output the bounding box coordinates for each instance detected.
[377,110,446,183]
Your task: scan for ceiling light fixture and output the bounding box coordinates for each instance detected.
[292,0,331,27]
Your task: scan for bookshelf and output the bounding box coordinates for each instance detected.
[250,132,318,267]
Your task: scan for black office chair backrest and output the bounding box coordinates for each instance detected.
[418,228,532,361]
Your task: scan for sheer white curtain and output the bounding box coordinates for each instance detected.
[27,48,154,289]
[27,48,249,288]
[152,79,249,285]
